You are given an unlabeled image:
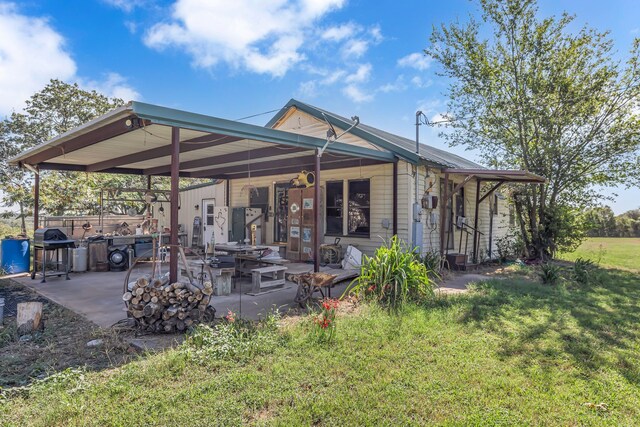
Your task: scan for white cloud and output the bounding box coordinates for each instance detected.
[0,4,141,116]
[102,0,139,13]
[81,72,141,101]
[343,84,373,103]
[345,63,371,84]
[321,23,357,41]
[411,76,433,89]
[378,75,407,93]
[342,38,369,58]
[145,0,345,77]
[397,52,431,71]
[0,3,76,115]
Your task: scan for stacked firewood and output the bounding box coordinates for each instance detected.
[123,276,214,333]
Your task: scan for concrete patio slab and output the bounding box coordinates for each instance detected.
[12,264,354,328]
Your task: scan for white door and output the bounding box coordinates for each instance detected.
[203,199,216,254]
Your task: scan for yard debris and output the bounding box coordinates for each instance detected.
[583,402,609,412]
[85,339,104,348]
[125,276,216,333]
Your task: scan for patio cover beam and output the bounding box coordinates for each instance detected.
[18,115,146,165]
[189,154,366,179]
[37,162,194,177]
[86,133,242,172]
[143,145,307,176]
[209,158,388,180]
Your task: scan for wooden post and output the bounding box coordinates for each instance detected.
[439,172,449,257]
[170,127,180,283]
[472,179,481,264]
[17,302,43,335]
[33,167,40,232]
[392,161,398,236]
[313,149,321,273]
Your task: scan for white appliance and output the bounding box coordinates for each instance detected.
[203,199,229,254]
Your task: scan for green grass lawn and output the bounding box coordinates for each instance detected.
[558,237,640,272]
[2,265,640,426]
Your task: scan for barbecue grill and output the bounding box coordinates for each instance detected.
[32,227,76,283]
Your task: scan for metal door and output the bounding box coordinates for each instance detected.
[202,199,215,253]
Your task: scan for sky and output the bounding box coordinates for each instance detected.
[1,0,639,214]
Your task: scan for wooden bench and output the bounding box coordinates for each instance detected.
[251,265,287,294]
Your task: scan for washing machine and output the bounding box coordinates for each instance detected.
[108,245,129,271]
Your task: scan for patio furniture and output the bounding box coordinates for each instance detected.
[250,265,287,294]
[236,252,289,276]
[291,272,337,307]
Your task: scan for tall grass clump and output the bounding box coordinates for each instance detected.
[539,262,561,286]
[347,236,434,311]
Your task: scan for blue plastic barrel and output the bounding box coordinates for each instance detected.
[1,238,30,274]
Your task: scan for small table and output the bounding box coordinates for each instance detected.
[236,253,290,276]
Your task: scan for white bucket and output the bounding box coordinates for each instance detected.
[73,247,88,272]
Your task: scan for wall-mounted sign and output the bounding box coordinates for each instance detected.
[290,226,300,238]
[302,227,312,242]
[303,198,313,209]
[290,203,300,213]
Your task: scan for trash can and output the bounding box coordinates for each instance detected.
[1,238,30,274]
[72,246,88,272]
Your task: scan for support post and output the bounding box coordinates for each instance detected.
[147,174,152,190]
[170,127,180,283]
[392,161,398,236]
[473,179,481,264]
[314,149,321,273]
[439,173,449,258]
[33,167,40,232]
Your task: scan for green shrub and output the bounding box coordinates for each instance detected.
[180,310,282,363]
[422,250,442,280]
[572,257,596,285]
[347,236,434,311]
[539,262,561,286]
[495,230,524,262]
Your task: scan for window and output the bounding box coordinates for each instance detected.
[455,186,465,227]
[325,181,343,235]
[348,180,370,237]
[493,194,499,216]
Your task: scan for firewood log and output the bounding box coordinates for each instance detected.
[134,287,145,296]
[131,297,141,305]
[151,296,159,304]
[142,293,151,303]
[122,291,133,302]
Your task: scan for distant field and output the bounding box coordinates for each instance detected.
[559,237,640,272]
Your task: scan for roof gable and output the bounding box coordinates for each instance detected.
[266,99,484,169]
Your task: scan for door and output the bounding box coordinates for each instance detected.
[203,199,215,254]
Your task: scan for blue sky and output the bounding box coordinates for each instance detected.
[1,0,639,213]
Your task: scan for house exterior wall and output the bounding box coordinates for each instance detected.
[175,183,226,246]
[263,107,512,259]
[228,163,395,256]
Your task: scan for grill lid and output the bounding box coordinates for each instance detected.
[34,227,70,242]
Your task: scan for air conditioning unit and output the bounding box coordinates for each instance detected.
[456,216,466,228]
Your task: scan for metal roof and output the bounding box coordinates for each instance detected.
[443,169,547,183]
[8,101,394,179]
[266,99,484,169]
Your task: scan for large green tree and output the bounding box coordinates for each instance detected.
[428,0,640,259]
[0,80,149,232]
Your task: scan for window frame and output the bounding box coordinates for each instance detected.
[325,180,344,236]
[347,179,371,238]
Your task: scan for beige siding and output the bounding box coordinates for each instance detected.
[228,163,395,256]
[176,183,226,246]
[273,108,388,153]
